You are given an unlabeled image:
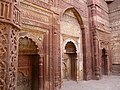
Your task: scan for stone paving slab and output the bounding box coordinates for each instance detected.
[60,75,120,90]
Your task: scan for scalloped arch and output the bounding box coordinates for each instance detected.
[19,32,44,56]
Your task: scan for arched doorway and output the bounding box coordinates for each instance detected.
[102,48,108,75]
[62,41,77,81]
[17,37,39,90]
[60,8,84,81]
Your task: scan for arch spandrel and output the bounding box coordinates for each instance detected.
[19,31,44,55]
[60,9,82,37]
[60,7,85,29]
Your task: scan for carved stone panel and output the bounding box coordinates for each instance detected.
[7,27,19,90]
[0,1,11,20]
[0,22,8,90]
[20,1,52,27]
[61,9,82,37]
[0,1,21,27]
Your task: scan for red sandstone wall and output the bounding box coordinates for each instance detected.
[109,0,120,64]
[108,0,120,75]
[0,0,113,90]
[88,0,111,78]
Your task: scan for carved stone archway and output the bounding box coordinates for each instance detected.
[60,8,85,82]
[62,41,77,81]
[18,31,44,90]
[19,31,44,55]
[17,37,40,90]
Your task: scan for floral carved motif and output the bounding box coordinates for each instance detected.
[7,27,19,90]
[0,22,8,90]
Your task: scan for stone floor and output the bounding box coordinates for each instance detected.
[60,75,120,90]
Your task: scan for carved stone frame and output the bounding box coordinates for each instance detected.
[60,7,91,81]
[18,31,45,90]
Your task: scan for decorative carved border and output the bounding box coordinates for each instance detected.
[0,22,8,90]
[19,30,44,90]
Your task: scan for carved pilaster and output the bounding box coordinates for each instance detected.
[7,26,19,90]
[0,0,21,90]
[89,4,101,80]
[39,55,44,90]
[52,13,61,90]
[93,31,100,80]
[0,22,8,90]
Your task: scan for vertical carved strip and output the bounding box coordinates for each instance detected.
[7,27,19,90]
[5,3,11,20]
[93,31,100,79]
[0,1,11,19]
[5,4,8,19]
[1,3,5,17]
[13,5,20,26]
[39,55,44,90]
[53,14,61,89]
[89,4,101,80]
[0,0,21,90]
[0,22,8,90]
[49,26,53,90]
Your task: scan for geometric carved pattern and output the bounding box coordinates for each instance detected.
[0,22,8,90]
[0,0,20,89]
[8,27,19,90]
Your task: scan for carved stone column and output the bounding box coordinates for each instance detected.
[76,57,79,81]
[93,31,101,80]
[0,0,21,90]
[88,4,101,80]
[0,22,8,90]
[52,13,61,90]
[39,55,44,90]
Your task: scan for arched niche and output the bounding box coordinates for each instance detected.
[60,8,82,37]
[17,37,40,90]
[17,35,44,90]
[60,8,84,82]
[62,41,77,81]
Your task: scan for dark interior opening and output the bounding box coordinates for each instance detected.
[102,48,108,75]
